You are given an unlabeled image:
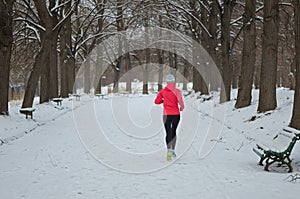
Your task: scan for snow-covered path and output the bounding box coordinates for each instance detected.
[1,90,300,199]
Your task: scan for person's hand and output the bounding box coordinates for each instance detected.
[180,107,183,111]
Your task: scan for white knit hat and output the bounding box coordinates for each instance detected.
[166,74,175,82]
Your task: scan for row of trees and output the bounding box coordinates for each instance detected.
[0,0,299,129]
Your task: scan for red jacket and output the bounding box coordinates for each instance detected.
[154,83,184,115]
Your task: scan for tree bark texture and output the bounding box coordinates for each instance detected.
[258,0,279,112]
[209,0,220,91]
[59,23,69,98]
[235,0,256,108]
[290,0,300,129]
[23,1,59,106]
[199,1,209,94]
[220,0,235,103]
[84,58,91,94]
[0,0,14,114]
[157,49,163,91]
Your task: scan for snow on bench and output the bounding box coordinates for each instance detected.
[19,108,35,119]
[283,127,300,135]
[95,94,106,99]
[253,127,300,172]
[197,94,213,102]
[69,94,81,101]
[52,98,63,106]
[120,91,129,96]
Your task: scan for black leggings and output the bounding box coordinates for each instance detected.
[163,115,180,150]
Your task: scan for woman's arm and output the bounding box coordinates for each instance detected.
[154,91,164,104]
[177,90,184,111]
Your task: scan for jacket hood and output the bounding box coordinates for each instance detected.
[166,82,176,90]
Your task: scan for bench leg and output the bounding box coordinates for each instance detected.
[264,158,276,172]
[285,156,293,173]
[286,162,293,173]
[264,157,293,173]
[264,163,269,172]
[258,156,266,166]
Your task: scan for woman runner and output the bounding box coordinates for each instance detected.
[154,74,184,161]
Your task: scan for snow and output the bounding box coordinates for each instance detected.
[1,88,300,198]
[19,108,35,112]
[284,126,300,135]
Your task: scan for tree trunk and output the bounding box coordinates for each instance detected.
[113,64,120,93]
[38,0,60,103]
[254,63,260,89]
[174,51,178,72]
[281,66,292,88]
[0,0,14,115]
[189,0,202,93]
[169,50,174,69]
[193,68,202,92]
[59,1,73,98]
[143,47,150,94]
[143,69,149,94]
[199,74,208,94]
[67,1,77,95]
[191,37,203,93]
[200,1,209,94]
[40,46,50,103]
[113,37,122,93]
[258,0,279,112]
[290,0,300,129]
[84,58,91,94]
[235,0,256,108]
[125,57,132,93]
[220,1,235,103]
[94,1,107,94]
[67,56,76,94]
[125,42,132,93]
[49,33,59,99]
[22,34,50,108]
[183,49,189,91]
[209,0,220,91]
[112,0,124,93]
[157,16,164,92]
[23,0,67,107]
[59,24,69,98]
[95,47,104,94]
[157,49,163,91]
[290,60,296,90]
[231,73,238,89]
[143,21,150,95]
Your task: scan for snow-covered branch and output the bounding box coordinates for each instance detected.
[50,0,72,13]
[14,17,46,31]
[53,0,80,31]
[165,0,212,38]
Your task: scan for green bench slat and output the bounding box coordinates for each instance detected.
[253,127,300,172]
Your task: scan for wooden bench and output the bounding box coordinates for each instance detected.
[19,108,35,119]
[52,98,63,106]
[197,94,213,102]
[120,91,129,96]
[253,127,300,172]
[69,94,81,101]
[95,94,106,99]
[182,90,192,97]
[74,94,81,101]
